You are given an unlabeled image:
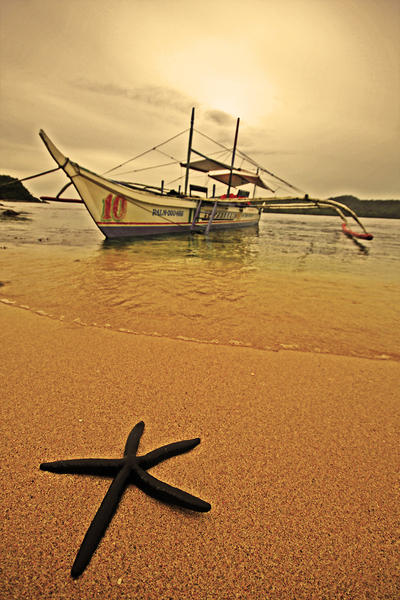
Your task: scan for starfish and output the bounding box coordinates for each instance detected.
[40,421,211,578]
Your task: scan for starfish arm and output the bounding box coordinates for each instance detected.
[71,462,131,578]
[124,421,145,456]
[40,458,123,476]
[139,438,201,470]
[133,466,211,513]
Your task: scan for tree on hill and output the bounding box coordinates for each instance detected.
[0,175,39,202]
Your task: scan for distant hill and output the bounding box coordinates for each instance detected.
[0,175,39,202]
[330,196,400,219]
[263,195,400,219]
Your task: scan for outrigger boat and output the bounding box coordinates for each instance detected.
[39,108,373,241]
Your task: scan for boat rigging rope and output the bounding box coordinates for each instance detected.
[194,128,302,194]
[194,128,234,152]
[166,175,185,187]
[113,160,178,177]
[115,148,229,181]
[0,164,66,187]
[154,148,181,162]
[238,149,303,193]
[102,128,189,176]
[102,125,300,195]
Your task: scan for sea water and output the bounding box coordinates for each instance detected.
[1,202,399,361]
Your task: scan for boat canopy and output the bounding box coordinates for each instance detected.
[181,150,274,191]
[180,156,232,173]
[208,169,274,191]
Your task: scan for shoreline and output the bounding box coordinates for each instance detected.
[1,302,399,599]
[1,296,399,363]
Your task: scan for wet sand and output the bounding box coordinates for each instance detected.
[1,301,399,599]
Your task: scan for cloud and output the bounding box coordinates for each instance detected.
[204,110,234,127]
[71,80,195,115]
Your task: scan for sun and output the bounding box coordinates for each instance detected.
[196,74,275,124]
[160,40,276,125]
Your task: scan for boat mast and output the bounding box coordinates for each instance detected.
[184,107,195,196]
[227,117,240,197]
[253,167,259,199]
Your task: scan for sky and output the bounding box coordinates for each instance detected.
[0,0,399,199]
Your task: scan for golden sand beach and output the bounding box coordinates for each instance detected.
[1,300,399,599]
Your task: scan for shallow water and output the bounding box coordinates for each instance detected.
[1,202,399,360]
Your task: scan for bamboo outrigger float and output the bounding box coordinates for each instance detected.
[261,197,373,240]
[39,108,373,241]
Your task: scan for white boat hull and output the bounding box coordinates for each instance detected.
[39,130,261,239]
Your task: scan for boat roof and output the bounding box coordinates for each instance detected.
[180,157,231,173]
[208,169,274,191]
[180,155,274,191]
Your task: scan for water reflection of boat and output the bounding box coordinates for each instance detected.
[39,109,373,241]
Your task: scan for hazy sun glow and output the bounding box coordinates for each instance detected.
[160,40,276,124]
[196,74,276,124]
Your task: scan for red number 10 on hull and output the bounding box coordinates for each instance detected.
[101,194,128,221]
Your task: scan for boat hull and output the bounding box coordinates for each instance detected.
[99,217,260,238]
[39,130,261,239]
[77,175,260,238]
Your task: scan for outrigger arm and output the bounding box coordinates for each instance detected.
[251,196,374,240]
